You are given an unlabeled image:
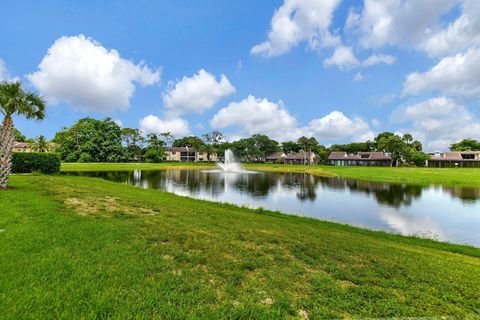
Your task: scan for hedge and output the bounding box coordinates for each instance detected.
[12,152,61,174]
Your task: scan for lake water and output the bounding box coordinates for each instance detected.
[65,169,480,247]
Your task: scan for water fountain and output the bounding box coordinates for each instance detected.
[217,149,241,172]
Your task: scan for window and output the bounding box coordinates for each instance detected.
[461,154,475,160]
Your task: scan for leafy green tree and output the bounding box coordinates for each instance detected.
[144,149,164,163]
[121,128,144,161]
[146,133,166,150]
[281,141,301,154]
[404,149,430,167]
[203,130,225,145]
[31,135,50,152]
[201,131,225,161]
[173,136,205,150]
[0,81,46,189]
[376,135,407,166]
[54,117,127,162]
[160,132,174,147]
[450,139,480,151]
[330,141,374,153]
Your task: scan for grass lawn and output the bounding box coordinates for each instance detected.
[1,173,479,319]
[63,162,480,187]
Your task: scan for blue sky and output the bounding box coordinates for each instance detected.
[1,0,479,151]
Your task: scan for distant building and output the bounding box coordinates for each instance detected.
[13,141,30,152]
[328,151,392,167]
[427,151,480,168]
[284,151,317,165]
[265,152,287,163]
[164,147,218,162]
[265,151,316,165]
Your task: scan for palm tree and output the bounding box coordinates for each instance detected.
[0,81,46,189]
[31,135,50,153]
[160,132,174,148]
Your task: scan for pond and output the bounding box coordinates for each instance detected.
[65,169,480,247]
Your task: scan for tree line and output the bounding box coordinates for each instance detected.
[10,115,480,166]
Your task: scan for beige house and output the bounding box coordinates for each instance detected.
[164,147,219,162]
[328,151,393,167]
[428,151,480,168]
[266,151,316,165]
[13,142,31,152]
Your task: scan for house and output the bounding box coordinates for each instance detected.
[164,147,218,162]
[427,151,480,168]
[328,151,393,167]
[13,141,30,152]
[265,152,287,163]
[284,151,316,165]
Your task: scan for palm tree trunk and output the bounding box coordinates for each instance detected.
[0,115,15,189]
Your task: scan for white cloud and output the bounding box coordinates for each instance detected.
[323,46,359,70]
[362,53,396,66]
[0,59,20,82]
[353,72,364,81]
[394,97,480,151]
[139,115,190,137]
[303,111,374,142]
[421,0,480,57]
[403,47,480,97]
[163,69,235,115]
[210,95,297,140]
[28,34,161,113]
[346,0,457,50]
[211,95,373,142]
[251,0,342,57]
[0,59,8,80]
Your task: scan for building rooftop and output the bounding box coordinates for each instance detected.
[328,151,391,161]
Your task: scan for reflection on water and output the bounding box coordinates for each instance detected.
[65,169,480,246]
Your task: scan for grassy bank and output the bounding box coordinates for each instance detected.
[1,174,479,319]
[62,162,480,187]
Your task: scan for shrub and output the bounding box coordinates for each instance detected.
[12,152,61,174]
[78,152,92,163]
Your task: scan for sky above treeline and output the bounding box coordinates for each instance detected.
[1,0,479,151]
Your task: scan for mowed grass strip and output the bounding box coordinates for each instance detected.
[1,174,479,319]
[61,162,480,188]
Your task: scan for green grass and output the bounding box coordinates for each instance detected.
[1,174,479,319]
[62,162,480,187]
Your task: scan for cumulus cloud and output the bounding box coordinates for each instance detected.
[210,95,373,142]
[28,34,161,113]
[303,111,374,142]
[323,46,359,70]
[139,115,190,137]
[0,59,19,82]
[346,0,457,50]
[251,0,342,57]
[210,95,297,140]
[163,69,235,115]
[421,0,480,57]
[362,54,396,66]
[394,97,480,151]
[403,47,480,97]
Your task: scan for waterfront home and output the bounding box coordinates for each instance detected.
[427,151,480,168]
[164,147,218,162]
[284,151,317,165]
[265,151,317,165]
[265,152,287,163]
[328,151,393,166]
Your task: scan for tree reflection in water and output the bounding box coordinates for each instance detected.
[66,170,480,206]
